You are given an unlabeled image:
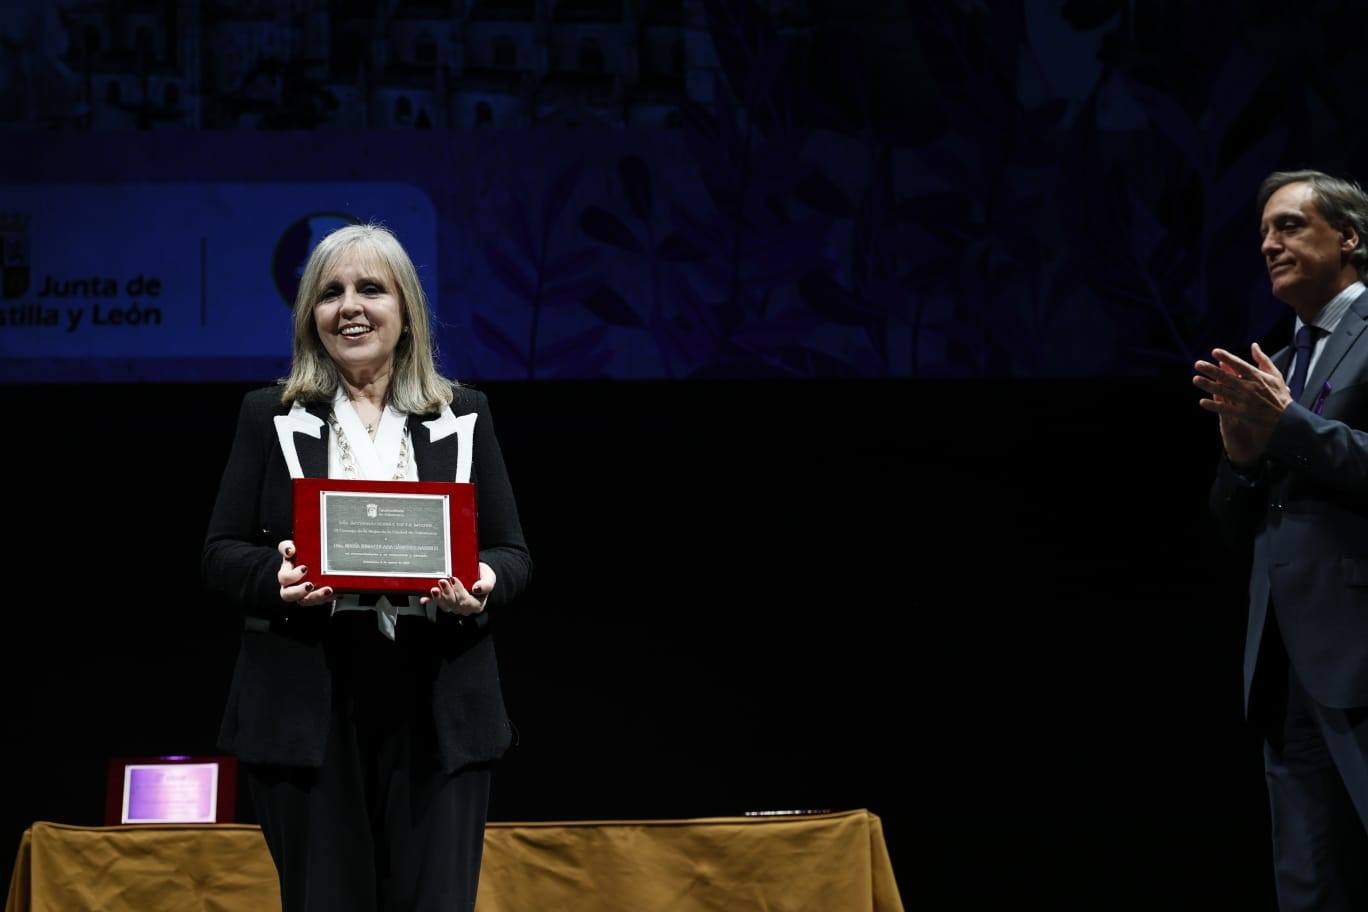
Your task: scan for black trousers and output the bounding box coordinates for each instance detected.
[1255,617,1368,912]
[246,613,491,912]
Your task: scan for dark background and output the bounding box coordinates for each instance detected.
[9,0,1368,907]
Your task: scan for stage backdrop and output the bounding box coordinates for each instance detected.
[6,0,1353,381]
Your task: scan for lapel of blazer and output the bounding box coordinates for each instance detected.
[410,399,477,483]
[1300,288,1368,407]
[297,402,329,477]
[273,400,329,478]
[1272,345,1292,378]
[275,395,477,483]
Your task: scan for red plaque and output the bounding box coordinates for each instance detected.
[292,478,478,594]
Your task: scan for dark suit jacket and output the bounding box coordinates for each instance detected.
[203,385,531,772]
[1212,287,1368,713]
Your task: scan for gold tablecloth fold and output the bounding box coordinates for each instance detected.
[6,810,902,912]
[5,822,279,912]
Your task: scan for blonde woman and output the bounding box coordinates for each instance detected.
[204,224,530,911]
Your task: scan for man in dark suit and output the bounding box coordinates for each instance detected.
[1200,170,1368,910]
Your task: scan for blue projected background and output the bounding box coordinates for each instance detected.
[3,0,1358,381]
[1,181,435,381]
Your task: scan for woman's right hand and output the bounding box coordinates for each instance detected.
[277,540,334,605]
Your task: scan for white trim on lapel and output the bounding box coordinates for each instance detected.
[273,402,324,480]
[421,406,477,483]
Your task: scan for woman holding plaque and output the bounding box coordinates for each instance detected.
[203,223,531,912]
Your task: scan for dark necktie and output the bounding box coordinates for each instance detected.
[1288,324,1317,402]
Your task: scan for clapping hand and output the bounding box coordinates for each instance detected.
[1193,343,1292,466]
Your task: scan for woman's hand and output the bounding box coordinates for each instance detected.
[421,561,496,616]
[277,540,334,606]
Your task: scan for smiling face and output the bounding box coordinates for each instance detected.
[312,246,405,381]
[1260,181,1360,318]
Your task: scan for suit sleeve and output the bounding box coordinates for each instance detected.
[1265,400,1368,508]
[1209,457,1269,551]
[470,389,531,612]
[202,392,288,620]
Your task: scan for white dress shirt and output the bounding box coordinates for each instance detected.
[328,390,437,639]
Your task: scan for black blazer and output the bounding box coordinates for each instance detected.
[203,385,531,772]
[1211,287,1368,712]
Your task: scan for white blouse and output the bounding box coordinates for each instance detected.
[327,389,437,639]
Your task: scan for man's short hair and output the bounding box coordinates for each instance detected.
[1259,170,1368,281]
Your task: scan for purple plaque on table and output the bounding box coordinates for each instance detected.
[121,763,219,824]
[105,755,238,825]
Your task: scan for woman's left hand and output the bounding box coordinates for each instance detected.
[421,561,496,616]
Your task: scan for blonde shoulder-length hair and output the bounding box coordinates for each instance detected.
[279,223,455,414]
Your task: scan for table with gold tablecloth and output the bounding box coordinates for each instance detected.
[5,809,903,912]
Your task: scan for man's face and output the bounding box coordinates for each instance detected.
[1260,181,1358,310]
